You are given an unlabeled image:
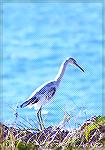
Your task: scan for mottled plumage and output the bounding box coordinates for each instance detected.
[20,57,84,129]
[20,81,57,109]
[20,57,84,109]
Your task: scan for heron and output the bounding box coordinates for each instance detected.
[20,57,84,130]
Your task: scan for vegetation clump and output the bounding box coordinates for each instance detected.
[0,116,105,150]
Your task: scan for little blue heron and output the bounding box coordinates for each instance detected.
[20,57,84,129]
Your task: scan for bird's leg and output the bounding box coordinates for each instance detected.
[37,107,42,130]
[39,106,45,130]
[37,106,44,130]
[39,107,44,130]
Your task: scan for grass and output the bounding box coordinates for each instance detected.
[0,116,105,150]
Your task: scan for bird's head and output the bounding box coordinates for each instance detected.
[67,57,84,72]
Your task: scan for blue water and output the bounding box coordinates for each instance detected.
[2,3,103,128]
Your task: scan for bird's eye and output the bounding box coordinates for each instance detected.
[73,59,76,63]
[71,58,76,63]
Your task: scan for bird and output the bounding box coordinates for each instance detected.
[20,57,84,130]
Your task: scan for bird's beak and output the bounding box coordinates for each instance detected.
[74,62,84,72]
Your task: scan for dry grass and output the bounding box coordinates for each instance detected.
[0,116,105,150]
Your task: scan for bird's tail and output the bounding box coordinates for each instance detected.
[20,97,39,108]
[20,99,31,108]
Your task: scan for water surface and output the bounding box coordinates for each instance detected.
[2,3,102,128]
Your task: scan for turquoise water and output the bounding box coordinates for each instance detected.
[2,3,102,128]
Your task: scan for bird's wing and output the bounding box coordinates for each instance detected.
[38,81,57,99]
[20,80,57,108]
[45,86,56,100]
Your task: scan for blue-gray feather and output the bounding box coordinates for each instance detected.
[20,81,57,108]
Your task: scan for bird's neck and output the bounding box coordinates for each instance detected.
[55,60,68,85]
